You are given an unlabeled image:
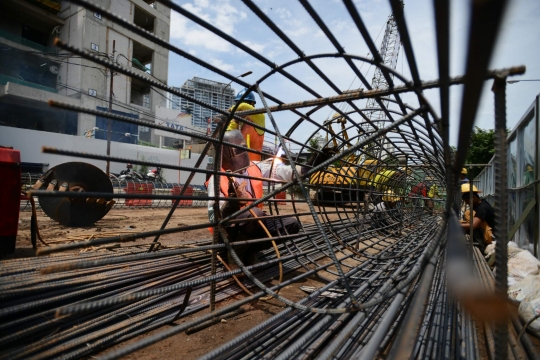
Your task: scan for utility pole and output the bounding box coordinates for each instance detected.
[106,40,115,176]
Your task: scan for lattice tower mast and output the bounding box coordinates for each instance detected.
[361,11,401,160]
[365,13,401,125]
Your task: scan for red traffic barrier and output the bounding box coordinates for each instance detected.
[0,147,21,254]
[124,182,154,206]
[275,191,287,205]
[171,185,193,207]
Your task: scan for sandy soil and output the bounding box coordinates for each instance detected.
[13,203,330,250]
[9,203,333,359]
[14,207,213,253]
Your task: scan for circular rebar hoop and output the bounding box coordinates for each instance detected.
[4,0,527,359]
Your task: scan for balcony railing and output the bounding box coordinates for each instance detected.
[0,29,57,54]
[0,74,58,93]
[27,0,61,13]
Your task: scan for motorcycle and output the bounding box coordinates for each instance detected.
[119,164,134,180]
[109,164,135,182]
[131,170,148,181]
[147,167,166,184]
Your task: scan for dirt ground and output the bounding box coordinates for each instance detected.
[13,203,322,253]
[14,207,211,253]
[10,204,330,359]
[9,206,536,359]
[102,274,327,360]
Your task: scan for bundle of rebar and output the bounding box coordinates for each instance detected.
[0,212,439,359]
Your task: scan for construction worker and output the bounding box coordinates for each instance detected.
[459,168,471,217]
[408,181,428,212]
[371,190,399,235]
[427,182,439,215]
[460,168,469,184]
[206,130,334,269]
[409,180,440,216]
[460,183,494,253]
[226,88,265,162]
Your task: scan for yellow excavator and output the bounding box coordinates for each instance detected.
[309,114,406,204]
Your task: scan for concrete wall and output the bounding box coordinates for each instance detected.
[108,28,131,104]
[0,126,209,186]
[57,0,171,144]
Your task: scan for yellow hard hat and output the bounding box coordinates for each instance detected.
[461,168,467,175]
[461,183,481,195]
[382,190,398,202]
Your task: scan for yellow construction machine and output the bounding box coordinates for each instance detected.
[309,114,406,204]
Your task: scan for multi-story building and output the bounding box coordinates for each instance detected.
[0,0,170,146]
[168,87,182,111]
[171,77,235,131]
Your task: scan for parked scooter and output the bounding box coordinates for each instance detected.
[119,164,134,180]
[147,167,166,184]
[131,169,148,181]
[109,164,135,181]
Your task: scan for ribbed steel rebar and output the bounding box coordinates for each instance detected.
[493,74,510,360]
[2,0,532,358]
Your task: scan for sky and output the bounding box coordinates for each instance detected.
[167,0,540,149]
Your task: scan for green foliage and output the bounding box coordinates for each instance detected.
[137,155,149,176]
[308,135,322,153]
[138,140,157,148]
[466,127,495,179]
[288,184,304,198]
[362,143,379,160]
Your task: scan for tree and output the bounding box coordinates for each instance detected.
[137,155,149,176]
[308,134,323,153]
[465,127,495,179]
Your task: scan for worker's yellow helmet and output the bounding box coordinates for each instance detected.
[461,168,467,175]
[461,183,481,195]
[382,190,398,202]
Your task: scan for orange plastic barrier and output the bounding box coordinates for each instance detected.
[275,191,287,205]
[124,183,153,206]
[171,185,193,207]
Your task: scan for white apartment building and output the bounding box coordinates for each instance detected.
[170,77,235,131]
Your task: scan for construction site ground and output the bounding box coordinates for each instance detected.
[8,206,540,359]
[10,204,332,359]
